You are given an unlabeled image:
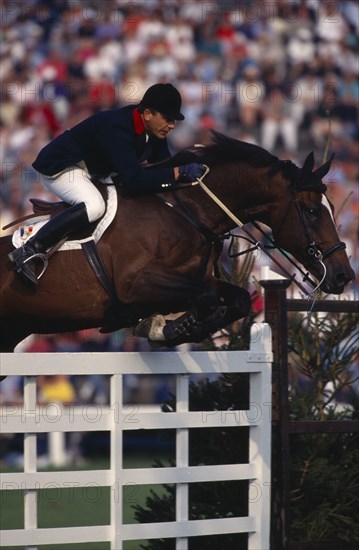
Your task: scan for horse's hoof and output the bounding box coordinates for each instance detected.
[133,315,166,341]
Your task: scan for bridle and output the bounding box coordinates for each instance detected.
[271,192,347,293]
[293,197,346,262]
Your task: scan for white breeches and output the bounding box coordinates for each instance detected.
[43,166,106,223]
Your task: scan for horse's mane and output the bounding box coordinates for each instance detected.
[150,131,326,193]
[156,131,279,168]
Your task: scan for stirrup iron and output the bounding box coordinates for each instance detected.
[23,252,49,280]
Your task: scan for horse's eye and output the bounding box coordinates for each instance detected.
[305,208,319,221]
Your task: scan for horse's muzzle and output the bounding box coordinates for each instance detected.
[320,266,355,295]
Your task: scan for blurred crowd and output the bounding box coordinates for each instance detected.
[1,0,358,234]
[0,1,358,462]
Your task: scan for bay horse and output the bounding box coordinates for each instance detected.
[0,132,354,353]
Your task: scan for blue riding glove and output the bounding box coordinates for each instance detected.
[178,163,205,183]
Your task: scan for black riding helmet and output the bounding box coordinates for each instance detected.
[138,83,185,121]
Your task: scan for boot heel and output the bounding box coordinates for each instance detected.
[8,249,22,262]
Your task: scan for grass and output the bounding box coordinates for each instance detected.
[0,453,172,550]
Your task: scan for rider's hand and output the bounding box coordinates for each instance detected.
[177,163,205,183]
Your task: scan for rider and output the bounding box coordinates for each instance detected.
[9,83,204,286]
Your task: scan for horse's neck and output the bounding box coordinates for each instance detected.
[200,163,275,232]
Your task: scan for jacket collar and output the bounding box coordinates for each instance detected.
[133,107,145,135]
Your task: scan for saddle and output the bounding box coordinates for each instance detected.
[8,183,117,246]
[6,192,105,242]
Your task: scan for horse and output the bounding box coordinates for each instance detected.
[0,132,354,353]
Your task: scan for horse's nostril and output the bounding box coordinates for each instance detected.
[335,272,349,286]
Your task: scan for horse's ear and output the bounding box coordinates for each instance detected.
[313,153,335,180]
[302,151,315,173]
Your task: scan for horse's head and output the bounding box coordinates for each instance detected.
[270,152,355,294]
[156,133,354,295]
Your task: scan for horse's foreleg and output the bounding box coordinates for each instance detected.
[159,280,251,345]
[210,279,252,324]
[0,329,30,353]
[124,264,206,307]
[161,285,220,341]
[128,263,218,341]
[133,311,185,341]
[129,265,251,344]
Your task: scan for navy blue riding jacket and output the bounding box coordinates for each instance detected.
[32,105,176,193]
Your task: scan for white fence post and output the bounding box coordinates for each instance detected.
[176,373,190,550]
[110,373,123,550]
[23,376,38,550]
[248,323,272,550]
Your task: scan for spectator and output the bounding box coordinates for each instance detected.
[236,63,264,130]
[38,375,76,405]
[145,39,179,80]
[310,85,344,148]
[166,19,196,63]
[316,1,348,44]
[287,28,315,65]
[260,84,299,153]
[0,376,23,405]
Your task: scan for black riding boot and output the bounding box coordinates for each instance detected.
[9,202,89,286]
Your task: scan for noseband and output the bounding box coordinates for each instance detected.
[307,241,346,260]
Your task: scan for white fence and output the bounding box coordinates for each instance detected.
[0,324,272,549]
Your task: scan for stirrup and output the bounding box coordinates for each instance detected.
[23,252,49,280]
[9,248,49,285]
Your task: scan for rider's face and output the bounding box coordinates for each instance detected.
[142,109,176,139]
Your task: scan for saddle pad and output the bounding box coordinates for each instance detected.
[12,186,117,251]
